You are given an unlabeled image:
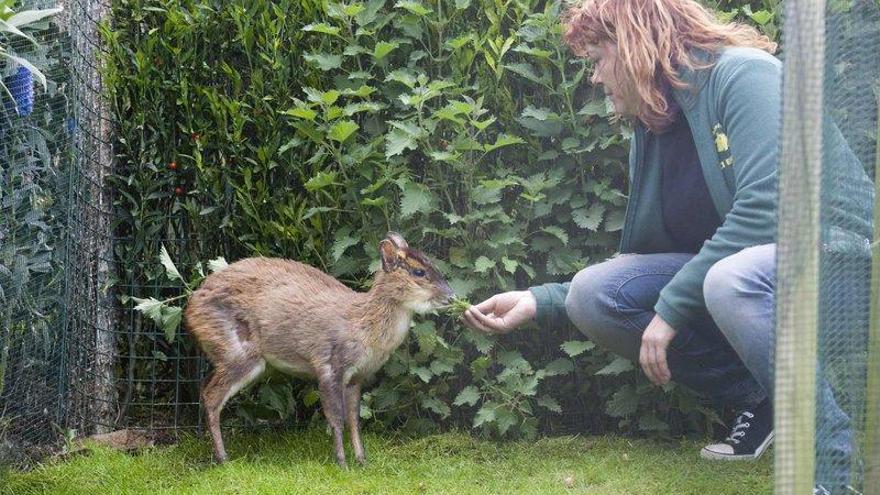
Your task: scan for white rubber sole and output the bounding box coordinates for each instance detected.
[700,431,774,461]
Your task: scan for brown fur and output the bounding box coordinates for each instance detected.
[184,232,453,466]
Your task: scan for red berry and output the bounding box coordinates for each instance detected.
[168,161,177,171]
[175,187,184,196]
[191,133,200,142]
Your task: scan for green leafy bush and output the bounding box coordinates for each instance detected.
[109,0,778,438]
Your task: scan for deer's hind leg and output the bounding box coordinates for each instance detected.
[190,303,263,463]
[201,357,265,463]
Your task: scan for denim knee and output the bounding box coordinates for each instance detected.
[703,244,775,326]
[565,265,616,342]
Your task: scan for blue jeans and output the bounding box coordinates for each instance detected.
[565,244,854,486]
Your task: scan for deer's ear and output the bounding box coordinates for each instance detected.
[379,239,399,272]
[385,231,409,250]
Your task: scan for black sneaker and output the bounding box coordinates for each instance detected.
[700,398,774,460]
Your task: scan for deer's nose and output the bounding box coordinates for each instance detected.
[439,280,455,300]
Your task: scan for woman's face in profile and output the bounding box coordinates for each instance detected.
[584,41,639,117]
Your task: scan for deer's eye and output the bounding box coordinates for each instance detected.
[411,268,426,277]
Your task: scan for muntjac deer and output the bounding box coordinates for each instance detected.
[184,232,453,466]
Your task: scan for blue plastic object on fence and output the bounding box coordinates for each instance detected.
[6,66,35,116]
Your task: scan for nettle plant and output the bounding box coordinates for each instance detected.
[109,0,779,438]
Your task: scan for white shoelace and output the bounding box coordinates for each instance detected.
[725,411,755,445]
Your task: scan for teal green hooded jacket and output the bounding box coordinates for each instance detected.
[528,46,873,332]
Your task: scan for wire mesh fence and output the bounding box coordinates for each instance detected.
[0,0,76,465]
[775,0,880,493]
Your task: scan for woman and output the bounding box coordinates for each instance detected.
[461,0,868,492]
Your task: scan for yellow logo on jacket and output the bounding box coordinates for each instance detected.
[713,123,734,169]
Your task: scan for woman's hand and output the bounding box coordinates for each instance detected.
[640,314,677,385]
[460,290,537,334]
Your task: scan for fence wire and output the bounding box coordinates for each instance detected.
[776,0,880,493]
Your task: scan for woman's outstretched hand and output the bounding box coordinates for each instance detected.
[460,290,537,334]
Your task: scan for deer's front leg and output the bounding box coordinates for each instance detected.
[317,367,347,467]
[345,381,365,465]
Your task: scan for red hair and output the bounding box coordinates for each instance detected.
[562,0,777,131]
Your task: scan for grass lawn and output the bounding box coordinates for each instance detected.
[1,429,772,494]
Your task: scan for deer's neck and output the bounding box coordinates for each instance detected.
[347,275,413,351]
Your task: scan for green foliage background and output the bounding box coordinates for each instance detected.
[103,0,780,438]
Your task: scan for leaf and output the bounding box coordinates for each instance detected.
[473,403,497,428]
[547,248,586,276]
[159,245,183,283]
[331,229,359,261]
[329,120,359,142]
[516,106,563,137]
[412,366,433,383]
[132,297,164,326]
[343,102,383,116]
[471,185,501,205]
[572,203,605,231]
[0,19,35,45]
[521,106,555,121]
[421,397,451,418]
[6,8,63,28]
[577,100,607,117]
[344,3,365,16]
[561,340,595,357]
[302,22,341,36]
[537,396,562,413]
[501,257,518,274]
[504,62,549,85]
[541,226,569,245]
[412,321,436,354]
[595,357,635,376]
[385,129,418,158]
[605,208,626,232]
[429,360,454,376]
[207,257,228,273]
[303,206,334,219]
[162,306,182,343]
[283,107,317,121]
[483,134,525,152]
[474,256,495,273]
[399,182,436,218]
[498,351,530,374]
[305,171,339,192]
[453,386,480,407]
[445,34,474,50]
[373,41,399,60]
[385,123,425,157]
[303,52,342,71]
[512,44,552,59]
[542,358,574,376]
[304,87,340,105]
[463,328,495,354]
[606,385,639,417]
[749,10,773,25]
[385,69,418,88]
[454,0,470,8]
[394,0,433,16]
[495,407,518,436]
